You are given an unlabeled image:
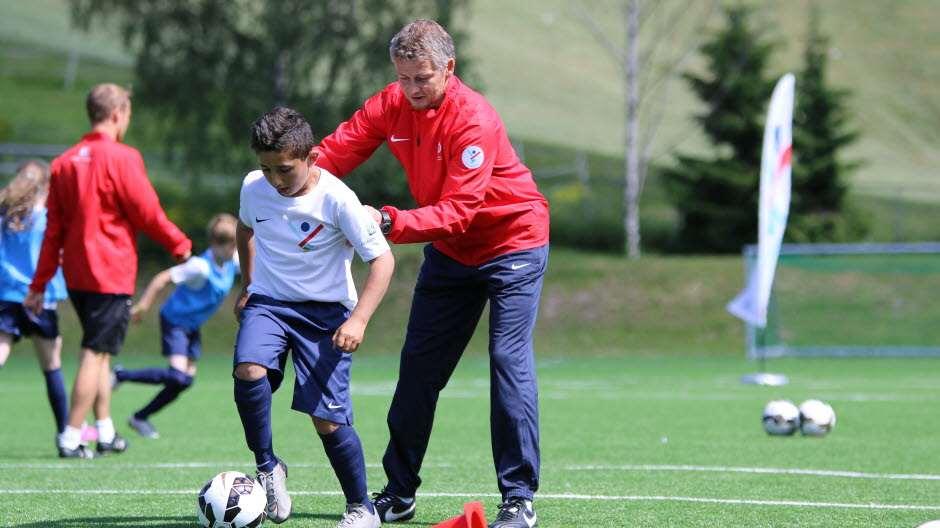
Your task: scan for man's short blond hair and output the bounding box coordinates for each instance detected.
[389,19,455,70]
[86,83,131,125]
[207,213,238,245]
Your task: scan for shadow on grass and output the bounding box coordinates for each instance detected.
[12,516,192,527]
[292,512,434,526]
[12,512,436,527]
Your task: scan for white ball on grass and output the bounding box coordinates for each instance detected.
[197,471,267,528]
[798,399,836,437]
[762,399,801,436]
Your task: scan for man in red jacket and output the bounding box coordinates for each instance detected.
[316,20,549,528]
[25,83,192,459]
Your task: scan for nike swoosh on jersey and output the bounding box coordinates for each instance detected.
[255,217,271,223]
[390,135,410,143]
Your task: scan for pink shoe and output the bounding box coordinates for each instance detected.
[80,423,99,443]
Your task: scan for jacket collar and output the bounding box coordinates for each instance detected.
[81,131,114,142]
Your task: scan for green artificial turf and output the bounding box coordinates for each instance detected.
[3,350,940,527]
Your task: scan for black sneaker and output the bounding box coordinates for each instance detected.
[371,488,416,522]
[96,433,128,455]
[58,444,95,459]
[489,498,537,528]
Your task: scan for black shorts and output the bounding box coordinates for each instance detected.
[68,290,132,355]
[0,301,59,341]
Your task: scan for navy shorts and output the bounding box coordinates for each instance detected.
[160,315,202,360]
[0,301,59,342]
[234,294,353,425]
[68,290,132,355]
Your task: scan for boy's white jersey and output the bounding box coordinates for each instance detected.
[238,169,389,309]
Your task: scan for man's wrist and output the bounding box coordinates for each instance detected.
[379,209,393,235]
[348,312,369,326]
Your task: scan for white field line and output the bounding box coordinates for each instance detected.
[4,461,940,482]
[0,461,451,470]
[562,464,940,481]
[1,489,939,511]
[5,382,938,402]
[348,384,940,403]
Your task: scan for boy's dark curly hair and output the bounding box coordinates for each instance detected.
[250,106,315,159]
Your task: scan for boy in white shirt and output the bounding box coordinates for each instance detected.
[231,107,393,528]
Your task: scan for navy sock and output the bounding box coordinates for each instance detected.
[319,425,371,510]
[234,377,276,473]
[43,368,68,434]
[119,367,171,385]
[135,371,193,419]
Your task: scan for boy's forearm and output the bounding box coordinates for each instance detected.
[349,251,395,325]
[137,270,173,310]
[236,222,254,287]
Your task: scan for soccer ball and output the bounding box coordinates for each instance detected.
[798,399,836,436]
[916,521,940,528]
[762,399,800,435]
[197,471,266,528]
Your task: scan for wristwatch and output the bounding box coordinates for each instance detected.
[379,209,393,235]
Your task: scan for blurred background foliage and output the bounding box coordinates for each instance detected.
[2,1,939,258]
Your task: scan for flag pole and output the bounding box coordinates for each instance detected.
[732,73,795,387]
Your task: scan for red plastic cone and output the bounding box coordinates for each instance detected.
[432,501,487,528]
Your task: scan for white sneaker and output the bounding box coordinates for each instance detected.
[337,503,381,528]
[257,459,292,523]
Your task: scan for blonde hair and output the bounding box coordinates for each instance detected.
[389,19,455,70]
[0,160,50,232]
[207,213,238,245]
[86,83,131,125]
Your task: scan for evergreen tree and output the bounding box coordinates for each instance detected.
[663,6,777,253]
[788,5,865,242]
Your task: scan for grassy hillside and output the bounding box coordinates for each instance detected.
[1,1,939,250]
[0,0,133,142]
[0,0,130,65]
[2,1,939,201]
[466,0,940,202]
[143,246,746,359]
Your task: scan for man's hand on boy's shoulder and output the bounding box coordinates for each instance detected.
[363,205,382,224]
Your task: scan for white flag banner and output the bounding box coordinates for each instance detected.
[727,73,795,328]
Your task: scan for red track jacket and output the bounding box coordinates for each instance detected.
[316,76,549,266]
[30,132,191,296]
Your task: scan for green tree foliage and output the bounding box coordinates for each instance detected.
[788,6,866,242]
[69,0,470,206]
[662,6,777,253]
